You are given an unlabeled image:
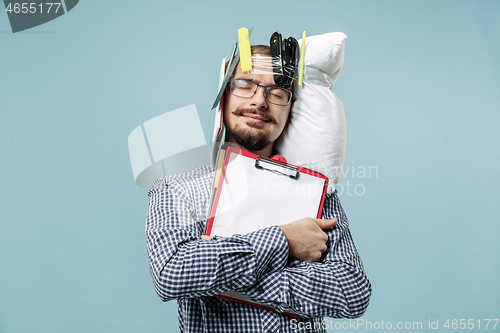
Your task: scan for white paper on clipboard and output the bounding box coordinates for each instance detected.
[206,146,328,237]
[204,146,328,317]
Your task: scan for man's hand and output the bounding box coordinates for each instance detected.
[200,235,212,240]
[278,218,337,262]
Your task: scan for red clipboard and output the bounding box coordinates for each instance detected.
[205,146,328,318]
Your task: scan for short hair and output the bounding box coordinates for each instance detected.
[250,44,271,57]
[225,45,271,73]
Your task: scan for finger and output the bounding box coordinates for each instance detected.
[200,235,212,240]
[315,218,337,230]
[314,251,323,262]
[320,243,327,253]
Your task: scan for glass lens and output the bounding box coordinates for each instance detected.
[230,79,256,98]
[266,87,291,106]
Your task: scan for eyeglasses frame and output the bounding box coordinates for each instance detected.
[227,78,294,106]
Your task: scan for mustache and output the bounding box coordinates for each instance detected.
[232,108,277,124]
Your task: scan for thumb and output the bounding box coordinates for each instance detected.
[315,218,337,230]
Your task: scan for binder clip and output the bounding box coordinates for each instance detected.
[270,32,300,88]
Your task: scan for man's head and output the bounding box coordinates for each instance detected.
[223,45,294,157]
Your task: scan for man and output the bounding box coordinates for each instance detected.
[146,44,371,332]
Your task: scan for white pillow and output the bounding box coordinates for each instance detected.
[274,32,347,193]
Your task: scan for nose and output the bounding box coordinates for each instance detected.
[250,86,268,109]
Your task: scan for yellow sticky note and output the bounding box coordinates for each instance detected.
[299,30,306,86]
[238,27,252,73]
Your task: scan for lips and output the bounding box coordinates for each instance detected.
[232,108,277,124]
[242,113,268,123]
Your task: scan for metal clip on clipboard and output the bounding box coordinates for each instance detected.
[255,156,299,179]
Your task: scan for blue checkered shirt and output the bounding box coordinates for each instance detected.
[146,165,371,332]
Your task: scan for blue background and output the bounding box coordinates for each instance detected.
[1,1,499,332]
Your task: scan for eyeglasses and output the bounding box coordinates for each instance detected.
[228,79,293,106]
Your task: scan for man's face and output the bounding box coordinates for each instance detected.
[223,56,292,155]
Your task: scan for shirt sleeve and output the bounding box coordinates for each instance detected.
[146,177,290,301]
[236,191,372,319]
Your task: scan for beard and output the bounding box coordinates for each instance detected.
[228,107,276,152]
[231,123,272,152]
